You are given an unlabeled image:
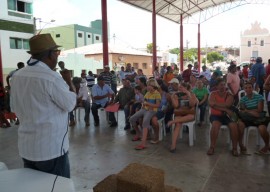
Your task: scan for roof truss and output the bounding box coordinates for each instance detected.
[118,0,270,24]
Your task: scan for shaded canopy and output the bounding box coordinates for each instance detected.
[118,0,264,23]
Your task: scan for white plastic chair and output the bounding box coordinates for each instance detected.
[0,162,8,172]
[238,90,264,147]
[208,124,231,148]
[74,107,85,121]
[158,117,166,141]
[243,126,261,147]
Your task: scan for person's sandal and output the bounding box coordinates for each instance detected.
[232,149,239,157]
[255,147,270,155]
[135,145,146,150]
[150,140,159,144]
[207,147,214,155]
[132,136,141,141]
[169,148,176,153]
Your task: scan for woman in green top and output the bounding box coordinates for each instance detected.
[192,80,208,126]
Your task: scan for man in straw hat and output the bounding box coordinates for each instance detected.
[10,34,77,178]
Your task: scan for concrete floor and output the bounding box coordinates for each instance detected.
[1,110,270,192]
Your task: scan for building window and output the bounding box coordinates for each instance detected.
[78,33,82,38]
[95,36,100,41]
[248,41,251,47]
[133,63,138,69]
[88,34,91,38]
[261,40,264,46]
[10,37,29,50]
[56,34,60,38]
[142,63,147,69]
[17,1,25,12]
[8,0,32,14]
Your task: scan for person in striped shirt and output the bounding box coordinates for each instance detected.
[86,71,97,92]
[191,62,200,78]
[99,65,113,86]
[238,81,269,154]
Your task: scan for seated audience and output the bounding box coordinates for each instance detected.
[209,72,219,92]
[151,83,170,143]
[135,69,147,84]
[193,79,208,126]
[237,82,269,154]
[69,77,90,127]
[189,74,197,90]
[250,76,259,93]
[129,79,161,150]
[207,78,239,156]
[153,66,161,80]
[113,79,135,130]
[167,82,198,153]
[129,85,144,118]
[163,66,174,85]
[91,76,117,127]
[264,74,270,115]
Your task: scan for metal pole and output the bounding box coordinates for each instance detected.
[33,17,36,34]
[180,14,184,72]
[0,38,3,84]
[101,0,109,67]
[198,23,201,73]
[152,0,157,72]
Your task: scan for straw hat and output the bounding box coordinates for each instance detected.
[27,33,61,54]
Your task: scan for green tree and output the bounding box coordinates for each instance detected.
[206,52,224,63]
[169,48,198,63]
[169,48,179,55]
[146,43,153,53]
[184,48,198,62]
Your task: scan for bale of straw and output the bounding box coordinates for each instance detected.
[93,174,117,192]
[117,163,165,192]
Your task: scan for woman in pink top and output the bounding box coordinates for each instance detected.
[207,78,239,156]
[226,65,240,105]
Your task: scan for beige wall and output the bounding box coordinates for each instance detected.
[85,53,155,77]
[112,54,153,77]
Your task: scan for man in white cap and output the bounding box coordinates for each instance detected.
[168,78,180,93]
[10,34,76,178]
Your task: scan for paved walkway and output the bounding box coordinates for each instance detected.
[0,110,270,192]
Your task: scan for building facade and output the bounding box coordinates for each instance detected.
[240,21,270,63]
[58,43,159,78]
[41,20,105,51]
[0,0,34,82]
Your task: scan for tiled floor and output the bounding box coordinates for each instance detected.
[1,110,270,192]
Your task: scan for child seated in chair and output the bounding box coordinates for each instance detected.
[129,85,144,118]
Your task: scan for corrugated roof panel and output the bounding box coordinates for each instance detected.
[118,0,246,23]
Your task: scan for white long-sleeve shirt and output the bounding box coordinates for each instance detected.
[11,60,76,161]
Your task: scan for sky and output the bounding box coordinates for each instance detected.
[33,0,270,50]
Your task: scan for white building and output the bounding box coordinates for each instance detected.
[240,21,270,63]
[0,0,34,82]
